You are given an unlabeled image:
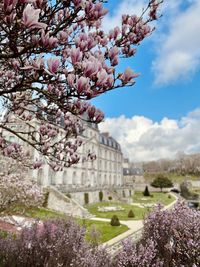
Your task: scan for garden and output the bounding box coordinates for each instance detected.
[85,191,176,220]
[0,205,128,244]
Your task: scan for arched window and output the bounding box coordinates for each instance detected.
[104,174,107,186]
[49,168,56,185]
[114,175,116,186]
[109,175,112,186]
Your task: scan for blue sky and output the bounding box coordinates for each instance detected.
[92,0,200,162]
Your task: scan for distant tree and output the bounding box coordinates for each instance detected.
[151,175,173,192]
[143,186,150,196]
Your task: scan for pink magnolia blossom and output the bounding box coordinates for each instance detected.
[47,58,60,75]
[32,57,44,70]
[83,60,98,77]
[41,31,58,48]
[120,67,139,84]
[67,73,75,87]
[108,46,119,60]
[97,69,108,87]
[4,0,18,13]
[33,159,43,169]
[76,76,90,94]
[22,4,47,29]
[57,31,68,43]
[70,47,82,65]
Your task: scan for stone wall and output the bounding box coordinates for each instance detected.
[66,188,133,206]
[47,186,91,218]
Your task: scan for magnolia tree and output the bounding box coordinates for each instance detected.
[0,0,162,170]
[0,158,43,211]
[0,174,43,211]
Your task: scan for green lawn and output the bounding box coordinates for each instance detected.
[1,205,68,220]
[0,206,128,243]
[85,201,150,220]
[133,191,176,206]
[79,220,128,243]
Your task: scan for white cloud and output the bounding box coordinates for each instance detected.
[153,0,200,85]
[99,108,200,162]
[103,0,200,85]
[102,0,147,32]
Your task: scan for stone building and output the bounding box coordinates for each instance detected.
[1,115,132,206]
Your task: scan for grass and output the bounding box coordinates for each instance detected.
[85,192,176,220]
[133,191,176,206]
[85,201,150,220]
[79,219,128,243]
[1,205,68,220]
[0,205,128,243]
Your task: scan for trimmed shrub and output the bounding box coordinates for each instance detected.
[108,196,112,201]
[99,191,103,202]
[128,210,135,218]
[84,193,89,205]
[110,215,120,226]
[42,191,49,207]
[143,186,150,197]
[168,194,171,199]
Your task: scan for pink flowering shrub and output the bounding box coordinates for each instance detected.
[115,238,163,267]
[141,202,200,267]
[0,202,199,267]
[0,219,112,267]
[0,0,162,170]
[0,174,43,211]
[116,202,200,267]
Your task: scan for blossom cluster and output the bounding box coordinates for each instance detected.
[0,202,199,266]
[0,173,43,211]
[0,0,162,169]
[0,219,112,267]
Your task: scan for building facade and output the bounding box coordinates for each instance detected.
[1,116,132,206]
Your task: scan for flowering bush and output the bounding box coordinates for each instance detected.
[0,202,199,266]
[141,202,200,266]
[0,219,112,267]
[116,202,200,267]
[0,174,43,212]
[115,238,163,267]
